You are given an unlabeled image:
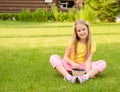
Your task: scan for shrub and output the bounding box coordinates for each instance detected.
[79,5,96,22]
[47,12,54,21]
[32,8,48,22]
[18,9,32,21]
[13,13,19,20]
[97,2,119,22]
[58,12,69,22]
[86,0,119,22]
[0,13,10,20]
[68,7,78,21]
[51,3,59,21]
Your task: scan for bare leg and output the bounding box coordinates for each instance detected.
[78,60,106,83]
[87,68,99,78]
[55,65,78,83]
[55,65,70,77]
[87,60,106,78]
[77,68,99,83]
[50,54,78,83]
[50,54,71,77]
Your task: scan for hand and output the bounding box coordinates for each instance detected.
[71,62,80,69]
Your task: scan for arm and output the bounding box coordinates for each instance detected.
[85,53,93,72]
[63,47,80,69]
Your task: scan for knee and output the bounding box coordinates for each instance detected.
[99,60,107,70]
[49,54,59,63]
[49,54,60,63]
[100,60,106,67]
[49,54,63,68]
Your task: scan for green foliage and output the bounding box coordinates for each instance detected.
[97,2,119,22]
[0,13,19,21]
[18,9,32,21]
[68,7,78,21]
[32,8,48,22]
[0,13,10,20]
[13,13,19,20]
[47,13,54,21]
[51,3,59,21]
[86,0,119,22]
[0,1,119,22]
[67,5,96,22]
[78,5,96,22]
[18,8,48,22]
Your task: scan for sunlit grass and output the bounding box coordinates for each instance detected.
[0,21,120,92]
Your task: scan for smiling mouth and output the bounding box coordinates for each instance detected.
[79,34,87,39]
[79,34,86,37]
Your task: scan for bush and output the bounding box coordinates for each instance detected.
[68,7,78,21]
[51,3,59,21]
[97,2,119,22]
[58,12,69,22]
[86,0,119,22]
[79,5,96,22]
[18,9,32,21]
[1,1,119,22]
[67,5,96,22]
[32,8,48,22]
[47,12,54,21]
[0,13,10,20]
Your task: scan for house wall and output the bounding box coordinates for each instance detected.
[0,0,51,13]
[0,0,75,13]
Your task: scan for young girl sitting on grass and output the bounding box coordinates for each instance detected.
[49,19,106,83]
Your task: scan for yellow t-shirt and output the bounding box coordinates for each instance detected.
[67,39,96,64]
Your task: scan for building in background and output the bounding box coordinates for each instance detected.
[0,0,82,13]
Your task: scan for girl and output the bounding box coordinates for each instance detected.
[49,19,106,83]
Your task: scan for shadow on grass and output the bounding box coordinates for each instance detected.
[0,32,120,38]
[93,33,120,35]
[0,34,71,38]
[0,25,72,28]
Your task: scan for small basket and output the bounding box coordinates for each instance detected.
[72,68,86,76]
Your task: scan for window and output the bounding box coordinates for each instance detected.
[60,0,74,9]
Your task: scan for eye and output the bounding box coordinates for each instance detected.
[77,30,81,32]
[82,28,85,31]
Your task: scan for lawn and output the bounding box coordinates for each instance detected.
[0,21,120,92]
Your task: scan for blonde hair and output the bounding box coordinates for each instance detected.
[72,19,91,59]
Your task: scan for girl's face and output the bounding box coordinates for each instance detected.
[76,23,88,41]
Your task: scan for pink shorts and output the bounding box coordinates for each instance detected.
[49,54,106,73]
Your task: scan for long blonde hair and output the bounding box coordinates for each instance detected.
[72,19,91,59]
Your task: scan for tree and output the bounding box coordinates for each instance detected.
[85,0,119,21]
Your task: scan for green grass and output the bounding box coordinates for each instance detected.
[0,21,120,92]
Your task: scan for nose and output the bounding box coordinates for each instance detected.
[79,30,84,34]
